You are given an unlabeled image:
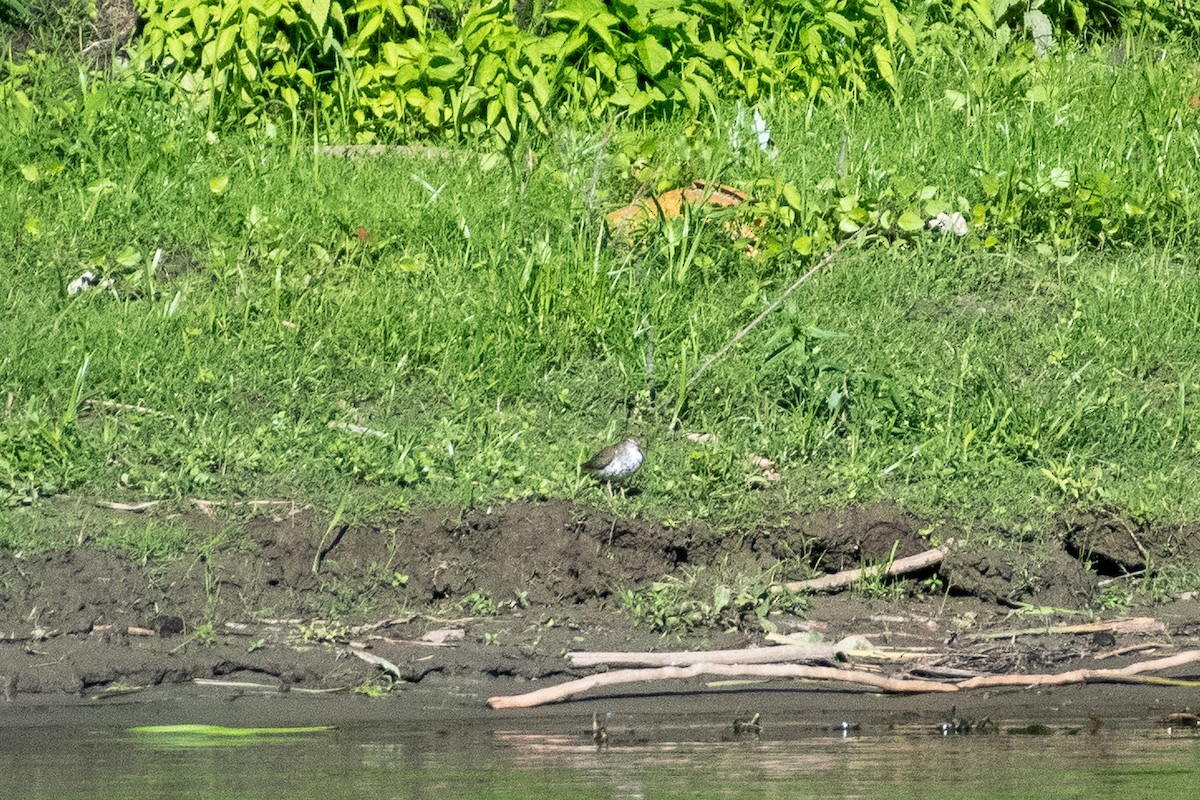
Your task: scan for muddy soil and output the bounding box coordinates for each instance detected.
[2,498,1200,722]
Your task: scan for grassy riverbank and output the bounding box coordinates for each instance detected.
[4,38,1200,550]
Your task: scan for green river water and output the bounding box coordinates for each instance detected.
[3,714,1198,799]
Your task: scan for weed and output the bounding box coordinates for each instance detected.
[853,541,906,600]
[192,622,216,647]
[92,520,188,565]
[621,563,809,634]
[299,620,351,644]
[460,590,499,616]
[354,679,393,698]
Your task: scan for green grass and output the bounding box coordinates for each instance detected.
[3,39,1200,541]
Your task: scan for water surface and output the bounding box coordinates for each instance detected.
[4,713,1198,799]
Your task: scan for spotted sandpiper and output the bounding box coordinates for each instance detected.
[582,438,644,490]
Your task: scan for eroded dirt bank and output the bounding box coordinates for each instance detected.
[3,498,1200,721]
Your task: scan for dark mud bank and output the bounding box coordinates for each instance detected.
[2,498,1200,704]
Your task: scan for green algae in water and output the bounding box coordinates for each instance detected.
[129,724,334,748]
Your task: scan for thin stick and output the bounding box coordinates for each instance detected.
[1094,642,1170,660]
[686,231,862,390]
[351,648,404,679]
[487,662,956,709]
[95,500,160,512]
[973,616,1164,640]
[773,540,953,594]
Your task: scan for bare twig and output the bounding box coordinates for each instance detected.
[773,540,953,594]
[351,648,404,679]
[95,500,160,512]
[686,231,863,391]
[488,647,1200,710]
[487,662,956,708]
[1094,642,1169,660]
[956,650,1200,689]
[568,643,842,668]
[973,617,1165,641]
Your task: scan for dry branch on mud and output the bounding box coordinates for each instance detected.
[773,540,953,594]
[487,647,1200,710]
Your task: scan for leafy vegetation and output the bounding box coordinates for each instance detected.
[3,2,1200,589]
[621,564,810,633]
[127,0,938,143]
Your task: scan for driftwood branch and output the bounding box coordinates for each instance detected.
[486,663,956,709]
[488,645,1200,710]
[568,643,841,668]
[956,650,1200,689]
[774,540,953,594]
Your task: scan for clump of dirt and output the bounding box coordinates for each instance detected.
[1063,510,1200,575]
[942,543,1097,608]
[2,498,1200,703]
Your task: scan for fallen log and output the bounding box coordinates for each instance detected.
[486,663,956,709]
[774,540,953,594]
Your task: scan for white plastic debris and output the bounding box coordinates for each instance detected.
[928,211,968,237]
[67,271,114,296]
[67,271,97,295]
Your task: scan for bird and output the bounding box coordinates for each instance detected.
[582,438,644,489]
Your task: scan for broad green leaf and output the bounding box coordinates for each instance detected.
[209,175,229,194]
[476,52,501,86]
[881,1,900,40]
[242,13,260,52]
[353,13,382,47]
[782,182,803,210]
[166,36,185,65]
[723,55,742,81]
[586,14,620,49]
[300,0,330,32]
[403,4,425,35]
[115,245,141,267]
[697,40,725,60]
[898,211,924,231]
[190,4,209,36]
[680,75,699,110]
[214,25,238,60]
[501,81,518,127]
[530,70,550,107]
[873,44,896,91]
[592,51,617,80]
[824,12,856,39]
[636,36,672,77]
[19,164,39,182]
[969,0,995,28]
[628,89,653,115]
